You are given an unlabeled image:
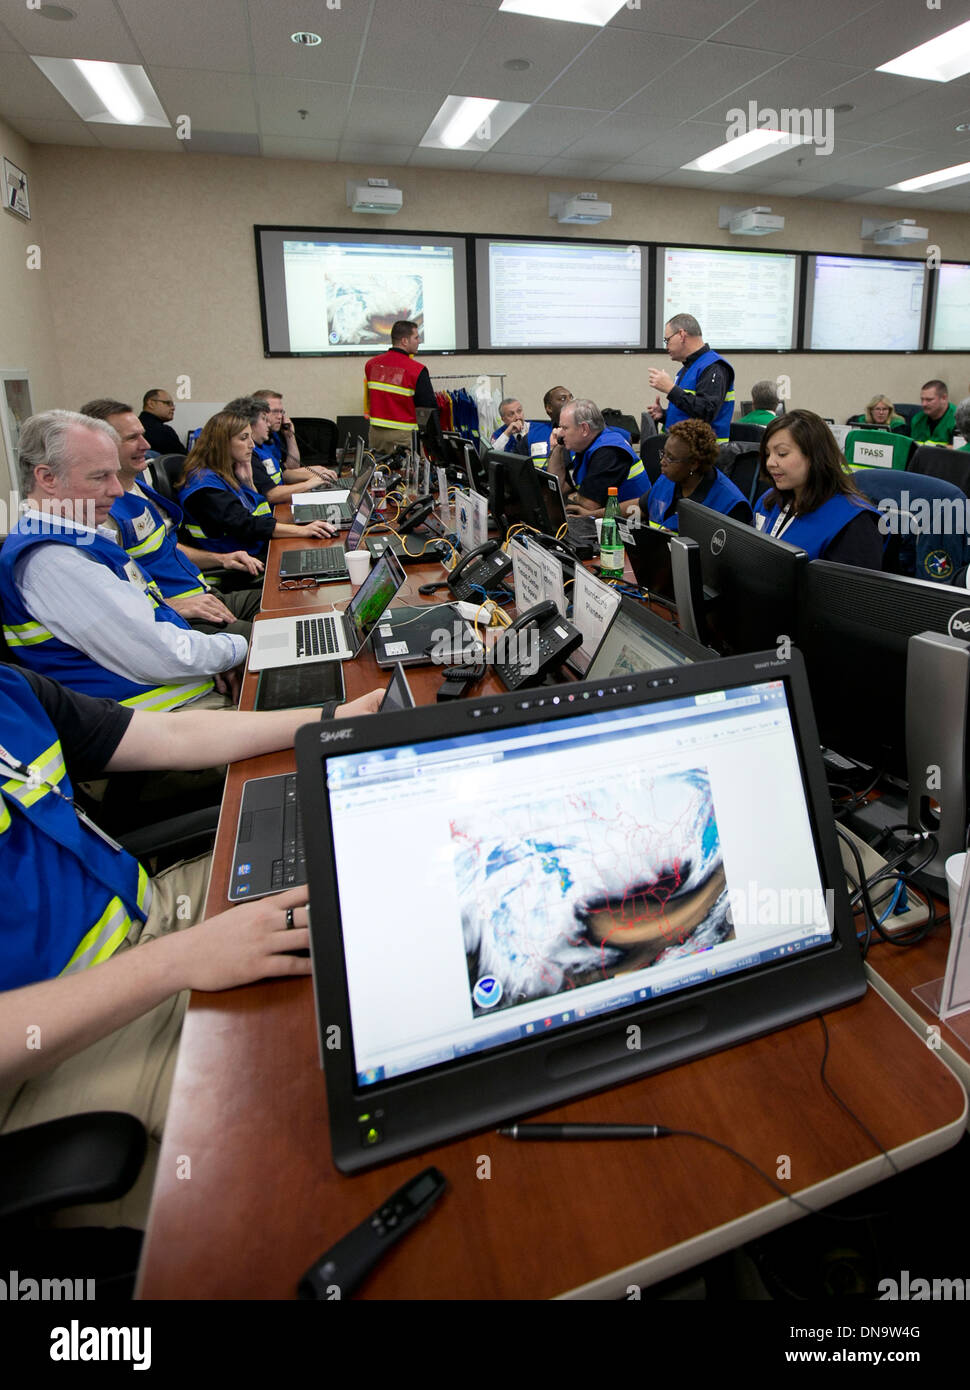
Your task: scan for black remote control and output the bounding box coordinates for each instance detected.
[297,1167,448,1299]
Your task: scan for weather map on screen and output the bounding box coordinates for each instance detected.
[808,254,925,350]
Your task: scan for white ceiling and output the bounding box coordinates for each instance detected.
[2,0,970,210]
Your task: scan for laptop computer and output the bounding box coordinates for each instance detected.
[296,649,866,1172]
[247,548,406,672]
[228,662,415,902]
[585,595,716,678]
[292,459,375,526]
[278,492,374,582]
[372,603,484,669]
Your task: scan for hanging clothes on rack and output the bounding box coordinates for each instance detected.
[431,374,506,451]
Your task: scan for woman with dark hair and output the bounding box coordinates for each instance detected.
[632,418,751,530]
[177,411,336,558]
[754,410,882,567]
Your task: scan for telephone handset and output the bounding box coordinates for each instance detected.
[397,494,436,535]
[493,600,583,692]
[527,532,578,576]
[446,539,514,600]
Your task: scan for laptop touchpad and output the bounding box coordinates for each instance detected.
[259,633,290,650]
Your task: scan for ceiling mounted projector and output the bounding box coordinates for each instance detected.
[719,205,785,236]
[346,179,403,214]
[861,217,928,246]
[549,191,613,225]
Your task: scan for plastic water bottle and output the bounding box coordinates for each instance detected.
[599,487,624,581]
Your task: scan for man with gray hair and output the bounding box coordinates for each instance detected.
[546,398,647,515]
[490,398,533,458]
[954,397,970,451]
[738,381,780,426]
[0,411,246,710]
[647,312,735,443]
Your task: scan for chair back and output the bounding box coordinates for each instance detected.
[852,467,970,585]
[907,444,970,497]
[844,429,913,472]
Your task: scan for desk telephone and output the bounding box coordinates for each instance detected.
[396,494,436,535]
[446,540,514,600]
[493,599,582,691]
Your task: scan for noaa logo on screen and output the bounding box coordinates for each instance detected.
[473,976,502,1008]
[710,528,727,556]
[948,608,970,638]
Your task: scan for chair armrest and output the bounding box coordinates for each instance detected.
[118,806,218,860]
[0,1112,146,1221]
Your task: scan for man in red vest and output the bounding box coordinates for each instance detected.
[364,320,437,453]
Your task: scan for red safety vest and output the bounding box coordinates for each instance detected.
[364,350,425,432]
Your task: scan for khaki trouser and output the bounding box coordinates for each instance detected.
[368,423,418,453]
[0,853,212,1229]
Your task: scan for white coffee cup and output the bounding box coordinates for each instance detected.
[945,851,966,922]
[345,549,371,588]
[594,517,603,544]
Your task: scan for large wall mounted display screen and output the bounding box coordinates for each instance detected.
[806,254,926,351]
[657,246,798,350]
[930,262,970,351]
[256,227,469,355]
[475,238,646,349]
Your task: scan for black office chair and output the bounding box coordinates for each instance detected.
[894,402,922,429]
[907,444,970,497]
[852,468,970,584]
[0,1112,147,1300]
[334,414,370,460]
[640,434,664,484]
[729,422,765,444]
[844,414,866,427]
[291,417,338,469]
[717,444,768,507]
[602,408,640,444]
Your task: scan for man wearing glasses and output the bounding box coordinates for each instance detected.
[646,314,735,445]
[139,388,187,456]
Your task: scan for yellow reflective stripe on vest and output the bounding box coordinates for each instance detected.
[184,522,207,538]
[1,739,65,809]
[119,678,215,712]
[0,797,9,834]
[253,501,272,517]
[365,380,416,398]
[167,583,207,600]
[60,863,152,974]
[4,620,54,647]
[127,524,166,559]
[626,460,645,480]
[368,416,418,432]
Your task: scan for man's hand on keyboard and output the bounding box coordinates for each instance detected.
[178,887,313,991]
[302,518,339,539]
[336,688,385,718]
[221,550,265,575]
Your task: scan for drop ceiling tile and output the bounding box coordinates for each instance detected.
[597,163,672,182]
[5,116,100,146]
[406,147,484,169]
[607,0,750,41]
[491,104,611,156]
[474,152,549,173]
[540,29,695,110]
[150,68,258,132]
[560,113,680,162]
[0,15,22,52]
[0,52,84,121]
[91,124,185,150]
[714,0,878,53]
[623,44,783,122]
[117,0,252,73]
[801,2,958,68]
[254,74,351,138]
[695,59,864,120]
[246,0,370,81]
[535,155,614,177]
[342,87,442,145]
[451,13,594,103]
[358,0,494,90]
[3,0,141,61]
[182,131,261,156]
[749,179,831,196]
[338,142,412,166]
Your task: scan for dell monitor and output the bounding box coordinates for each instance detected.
[297,649,866,1173]
[486,450,552,534]
[677,499,808,655]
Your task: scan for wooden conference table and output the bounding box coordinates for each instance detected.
[136,517,968,1300]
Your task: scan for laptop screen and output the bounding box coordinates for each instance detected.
[586,602,702,679]
[344,492,374,552]
[347,461,375,509]
[344,548,406,651]
[323,675,834,1090]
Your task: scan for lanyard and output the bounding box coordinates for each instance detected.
[770,505,797,541]
[0,741,122,853]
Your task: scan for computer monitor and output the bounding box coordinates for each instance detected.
[297,649,865,1173]
[487,450,551,534]
[625,523,675,607]
[677,499,808,655]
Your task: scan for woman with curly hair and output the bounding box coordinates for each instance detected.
[636,418,752,530]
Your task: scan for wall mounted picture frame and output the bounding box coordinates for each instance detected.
[3,157,30,220]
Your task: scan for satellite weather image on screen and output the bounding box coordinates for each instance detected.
[454,767,731,1016]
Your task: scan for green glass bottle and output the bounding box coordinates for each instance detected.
[599,487,624,581]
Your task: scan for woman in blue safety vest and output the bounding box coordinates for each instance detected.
[177,412,335,558]
[754,410,882,568]
[638,419,751,531]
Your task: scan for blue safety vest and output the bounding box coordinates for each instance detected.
[573,427,648,504]
[253,439,283,488]
[754,492,877,559]
[0,666,152,989]
[490,422,551,467]
[178,467,272,556]
[664,350,735,444]
[0,519,214,709]
[110,484,206,601]
[647,469,751,531]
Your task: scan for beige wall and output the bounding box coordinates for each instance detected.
[0,117,63,499]
[28,145,970,435]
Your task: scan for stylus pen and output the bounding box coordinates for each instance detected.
[498,1123,672,1141]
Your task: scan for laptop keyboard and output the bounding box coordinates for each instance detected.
[297,503,351,523]
[296,614,342,657]
[290,547,347,574]
[271,774,305,892]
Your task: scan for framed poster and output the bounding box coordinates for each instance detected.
[2,158,29,220]
[0,371,33,482]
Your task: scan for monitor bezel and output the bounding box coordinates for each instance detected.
[297,649,866,1174]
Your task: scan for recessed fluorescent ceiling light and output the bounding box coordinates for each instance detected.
[420,95,529,152]
[500,0,627,25]
[877,19,970,82]
[888,160,970,193]
[683,128,814,174]
[31,55,169,126]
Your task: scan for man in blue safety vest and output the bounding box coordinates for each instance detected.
[646,313,735,445]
